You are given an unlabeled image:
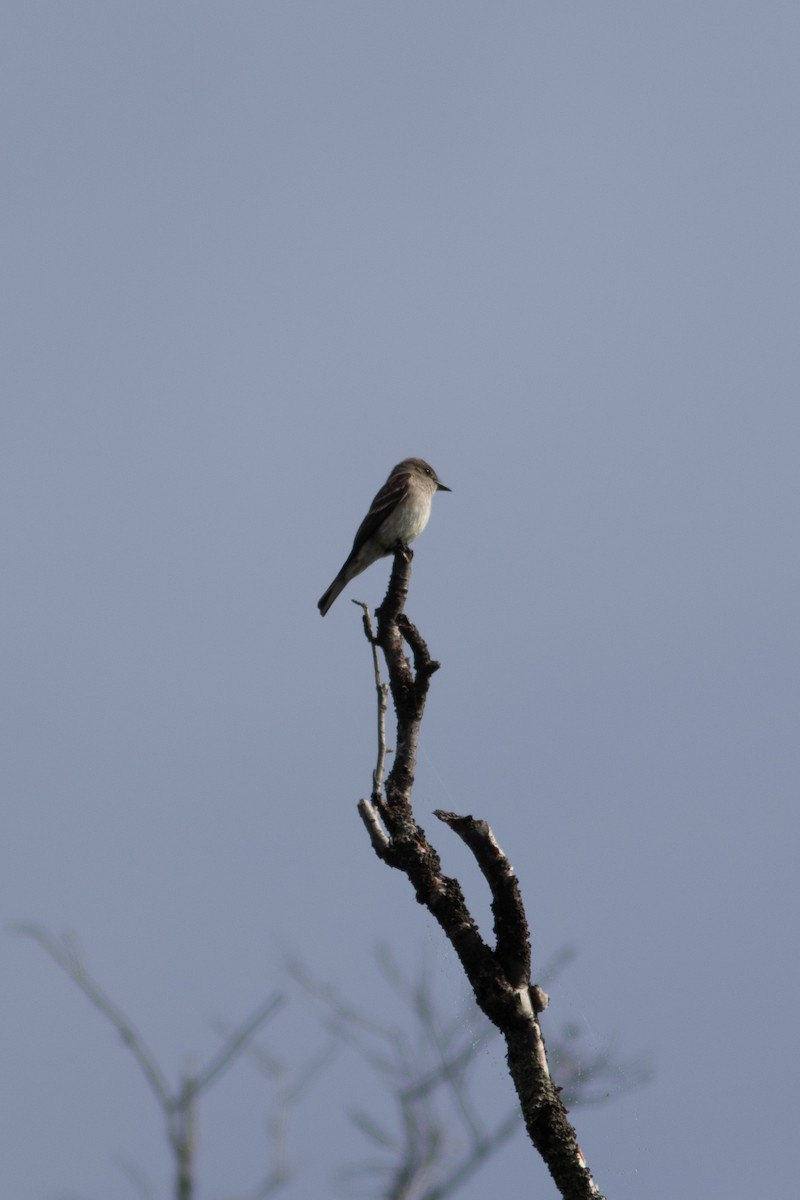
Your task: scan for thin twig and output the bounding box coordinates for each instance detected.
[353,599,390,800]
[357,797,392,854]
[11,924,172,1107]
[15,924,298,1200]
[423,1109,521,1200]
[194,993,284,1097]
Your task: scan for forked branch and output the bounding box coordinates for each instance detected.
[356,548,606,1200]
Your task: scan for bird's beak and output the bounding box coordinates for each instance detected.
[437,481,451,492]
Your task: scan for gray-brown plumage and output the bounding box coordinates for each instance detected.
[318,457,450,615]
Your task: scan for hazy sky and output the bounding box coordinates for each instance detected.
[3,4,798,1198]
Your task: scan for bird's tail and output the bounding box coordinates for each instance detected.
[317,573,347,616]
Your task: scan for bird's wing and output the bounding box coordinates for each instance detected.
[350,469,410,552]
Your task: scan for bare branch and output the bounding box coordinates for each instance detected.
[11,924,172,1108]
[194,992,284,1097]
[214,1003,336,1200]
[114,1154,157,1200]
[434,810,531,990]
[422,1108,521,1200]
[353,600,390,800]
[14,924,297,1200]
[357,797,392,855]
[295,941,646,1200]
[354,548,607,1200]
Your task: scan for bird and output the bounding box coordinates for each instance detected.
[318,457,450,615]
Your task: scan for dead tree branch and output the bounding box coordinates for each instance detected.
[293,946,647,1200]
[356,548,606,1200]
[11,924,286,1200]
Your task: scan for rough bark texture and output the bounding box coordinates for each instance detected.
[356,547,606,1200]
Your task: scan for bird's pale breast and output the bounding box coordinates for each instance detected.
[377,495,432,550]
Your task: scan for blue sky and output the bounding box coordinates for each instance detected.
[3,4,798,1198]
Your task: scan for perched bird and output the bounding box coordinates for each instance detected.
[318,457,451,615]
